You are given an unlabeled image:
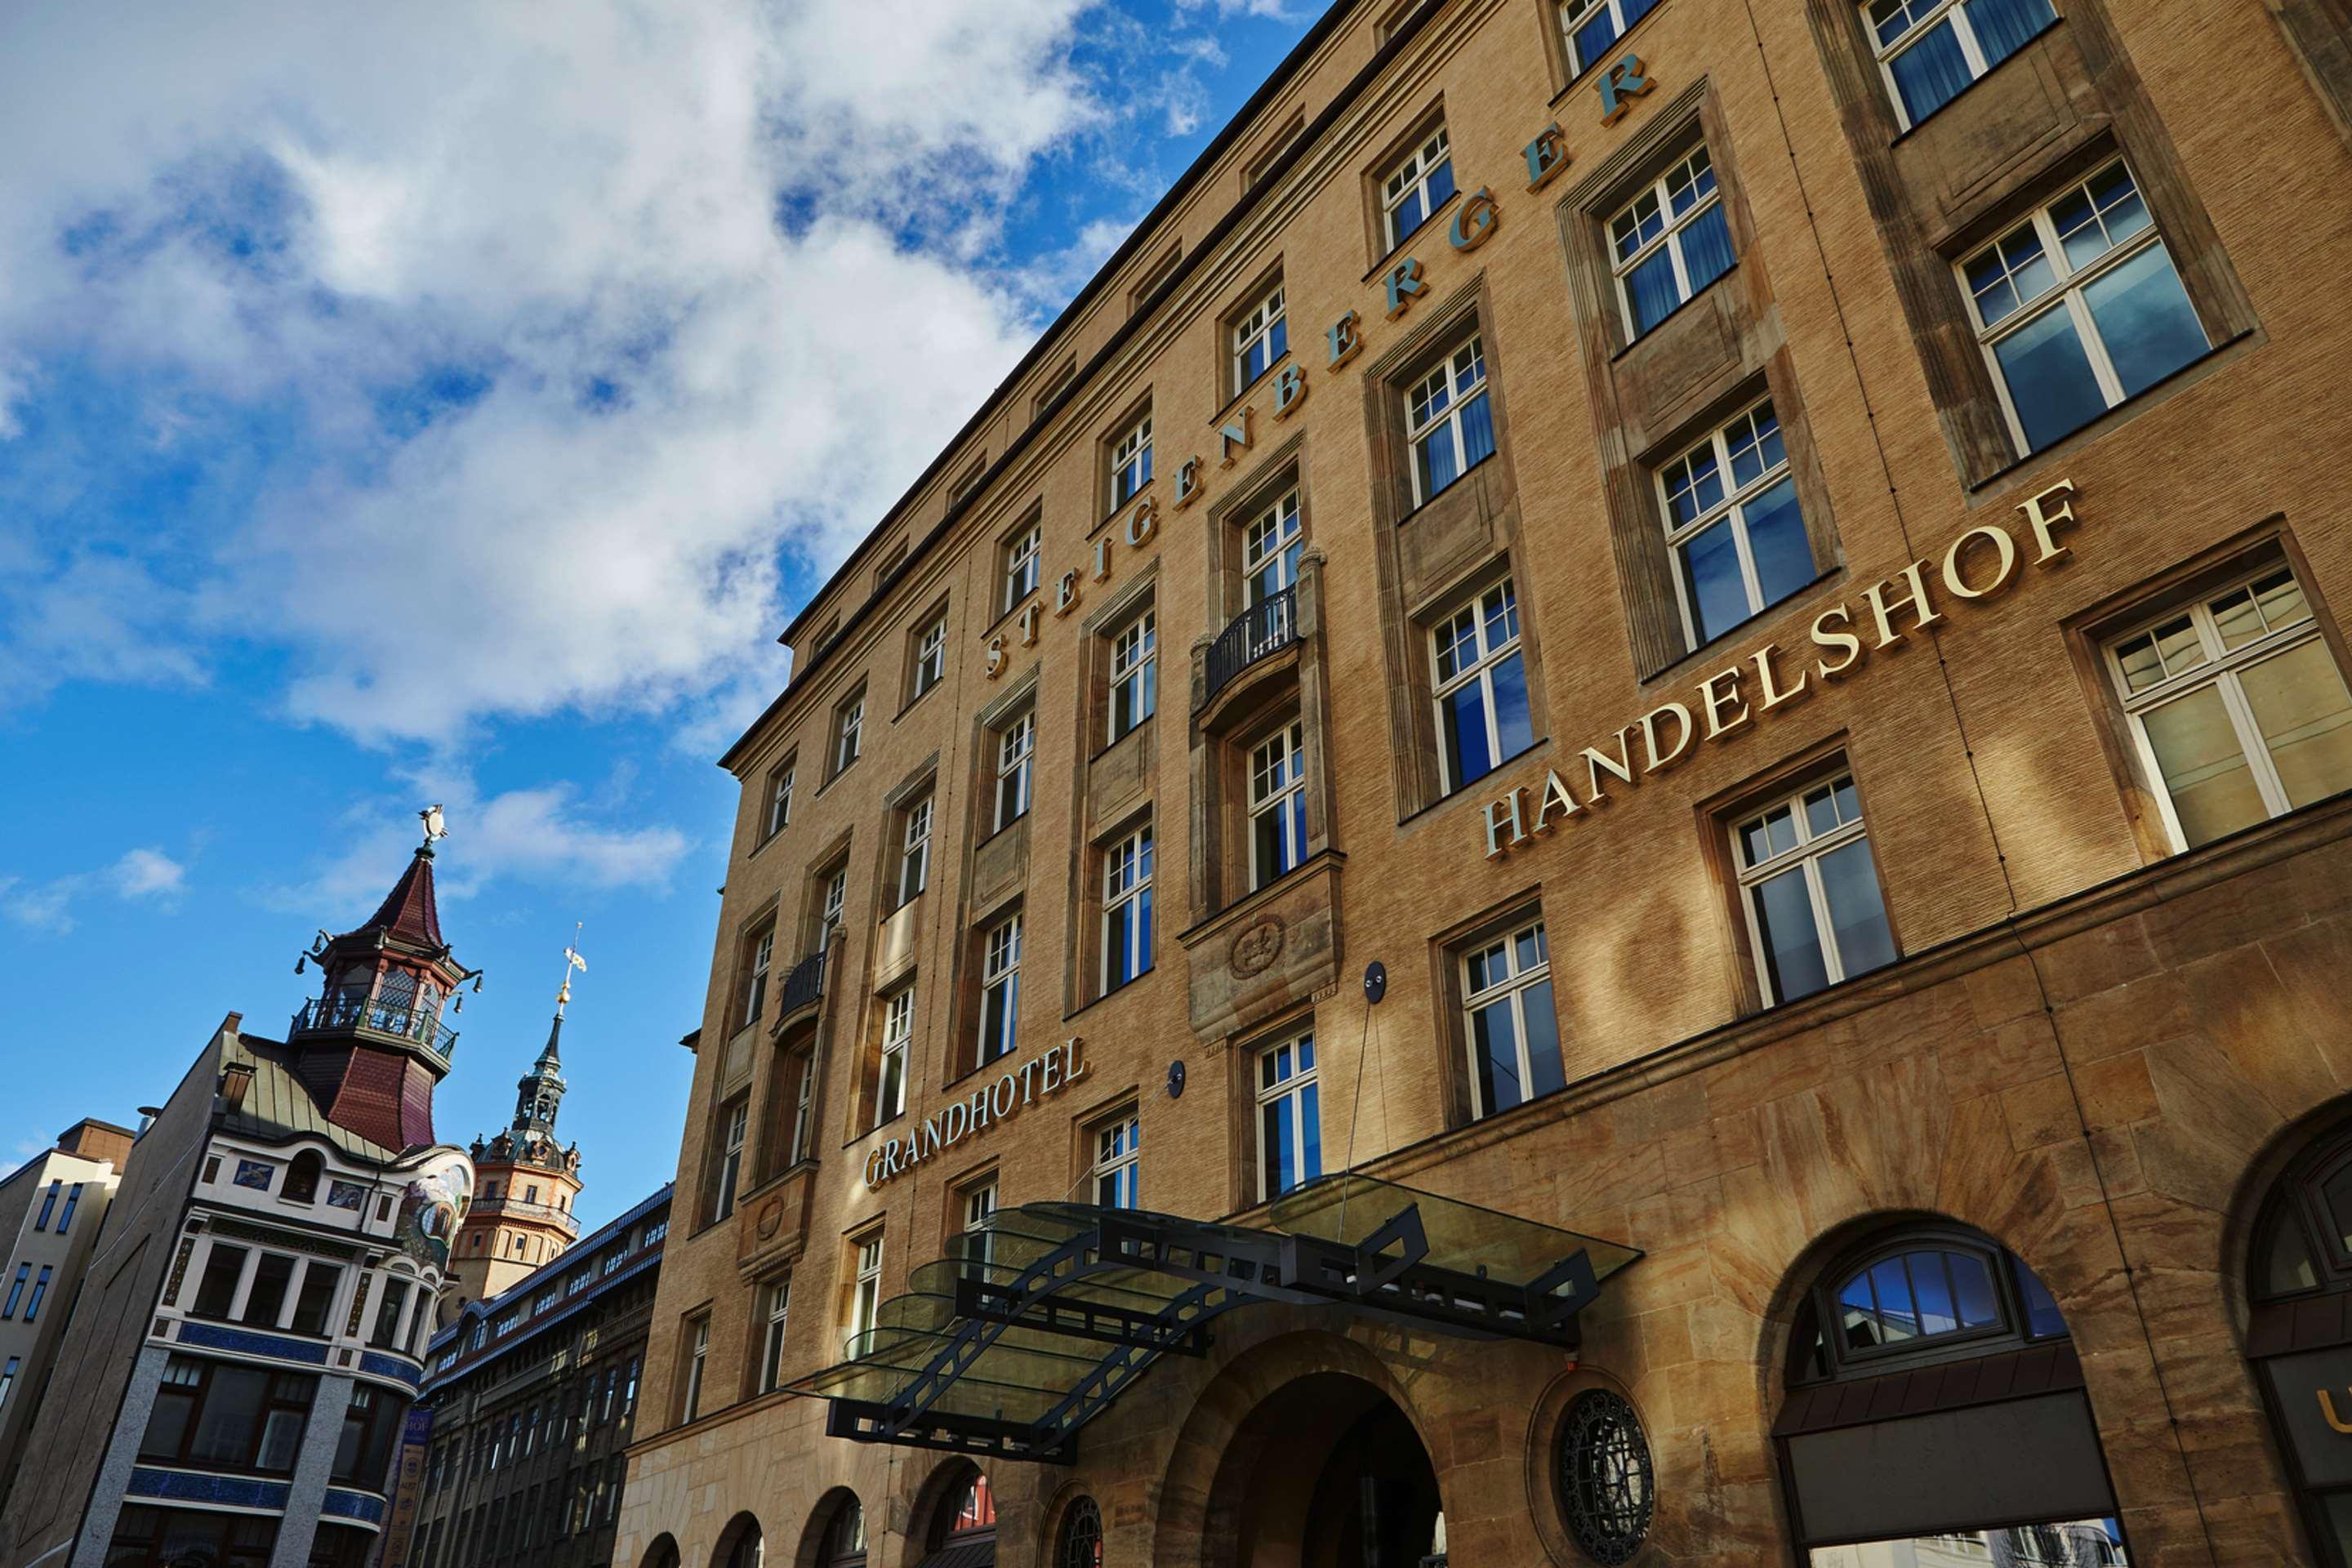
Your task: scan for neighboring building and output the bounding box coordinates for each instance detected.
[617,0,2352,1563]
[0,1120,134,1508]
[0,827,478,1568]
[448,1012,586,1317]
[390,1187,670,1568]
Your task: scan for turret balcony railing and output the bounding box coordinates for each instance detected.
[779,948,827,1016]
[470,1195,582,1237]
[1201,588,1297,706]
[291,986,461,1063]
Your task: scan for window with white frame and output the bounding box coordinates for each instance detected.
[682,1316,709,1421]
[710,1098,748,1223]
[1249,722,1309,890]
[1004,523,1041,614]
[1381,126,1455,251]
[1243,488,1304,607]
[1461,919,1566,1119]
[911,614,947,701]
[764,758,794,840]
[1559,0,1661,77]
[962,1180,999,1272]
[1867,0,2056,129]
[1093,1114,1141,1209]
[1231,278,1288,394]
[831,693,864,777]
[993,708,1035,832]
[1658,399,1814,648]
[2103,561,2352,852]
[1404,335,1494,506]
[978,915,1022,1067]
[1111,412,1154,508]
[1254,1032,1322,1200]
[1432,576,1535,794]
[1732,772,1898,1005]
[896,790,934,907]
[788,1049,817,1165]
[1109,608,1158,741]
[1960,162,2208,456]
[757,1280,790,1393]
[1610,145,1735,338]
[848,1232,884,1352]
[739,925,776,1031]
[821,864,849,938]
[1102,824,1155,991]
[877,987,912,1125]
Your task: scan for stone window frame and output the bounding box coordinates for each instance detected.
[1031,355,1077,426]
[826,683,867,784]
[730,914,778,1037]
[1104,395,1157,518]
[946,454,988,514]
[902,597,951,715]
[1374,117,1456,259]
[1126,242,1182,318]
[867,978,915,1133]
[759,749,797,847]
[999,514,1043,621]
[1079,564,1162,768]
[748,1276,791,1397]
[1087,1102,1143,1209]
[1249,1023,1322,1204]
[1220,259,1290,408]
[1422,560,1543,801]
[949,1164,1000,1267]
[1860,0,2060,133]
[1206,437,1313,631]
[705,1094,750,1228]
[1076,807,1158,1009]
[1536,0,1668,93]
[1241,109,1306,194]
[844,1226,885,1352]
[1727,767,1899,1006]
[678,1310,711,1423]
[1426,893,1561,1130]
[884,771,938,915]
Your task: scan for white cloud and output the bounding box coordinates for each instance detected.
[0,847,191,934]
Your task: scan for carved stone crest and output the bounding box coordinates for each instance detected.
[1229,915,1286,978]
[755,1196,783,1242]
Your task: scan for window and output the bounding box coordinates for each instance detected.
[332,1383,408,1488]
[1610,145,1735,337]
[993,708,1035,831]
[139,1355,318,1475]
[831,693,865,777]
[1254,1032,1322,1200]
[849,1233,884,1352]
[1732,772,1897,1004]
[1461,919,1566,1119]
[978,916,1022,1067]
[911,613,947,701]
[1961,162,2208,455]
[822,1498,870,1567]
[1243,489,1303,606]
[242,1252,296,1328]
[1110,412,1154,508]
[282,1155,320,1205]
[711,1099,749,1223]
[1231,277,1288,394]
[757,1280,791,1393]
[1560,0,1662,77]
[1404,335,1494,505]
[1129,247,1180,314]
[947,459,986,512]
[682,1316,710,1422]
[1003,522,1042,613]
[189,1243,247,1320]
[1,1263,26,1320]
[1032,358,1076,424]
[103,1507,278,1568]
[896,790,934,906]
[1249,722,1310,889]
[822,864,849,938]
[1556,1390,1656,1565]
[1381,126,1454,251]
[1057,1497,1104,1568]
[740,926,775,1030]
[292,1263,342,1337]
[33,1182,56,1231]
[1102,825,1155,991]
[0,1357,18,1414]
[789,1048,818,1165]
[1658,399,1813,648]
[764,759,795,840]
[369,1277,412,1348]
[1868,0,2056,128]
[1093,1116,1141,1209]
[962,1181,999,1272]
[2102,561,2352,851]
[877,987,912,1125]
[1109,608,1158,741]
[1431,576,1534,793]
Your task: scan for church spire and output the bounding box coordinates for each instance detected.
[510,927,585,1141]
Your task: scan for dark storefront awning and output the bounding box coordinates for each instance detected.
[788,1174,1639,1463]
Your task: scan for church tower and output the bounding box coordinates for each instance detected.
[448,936,589,1312]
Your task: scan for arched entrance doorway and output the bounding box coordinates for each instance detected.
[1207,1370,1446,1568]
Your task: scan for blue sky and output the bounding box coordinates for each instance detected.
[0,0,1318,1232]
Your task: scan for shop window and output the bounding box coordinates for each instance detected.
[1429,574,1534,795]
[1960,161,2209,455]
[1458,916,1565,1120]
[2245,1119,2352,1564]
[1867,0,2056,129]
[1228,273,1289,396]
[1609,143,1735,339]
[1092,1111,1142,1209]
[1404,333,1494,507]
[1657,398,1814,649]
[2097,556,2352,852]
[1729,769,1897,1005]
[1380,123,1454,252]
[1109,408,1155,509]
[830,688,865,779]
[139,1355,318,1475]
[1254,1030,1322,1200]
[1559,0,1662,77]
[1556,1390,1655,1565]
[1056,1495,1104,1568]
[1101,822,1156,992]
[764,755,795,841]
[1107,604,1159,742]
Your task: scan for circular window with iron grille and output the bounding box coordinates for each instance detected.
[1557,1389,1655,1564]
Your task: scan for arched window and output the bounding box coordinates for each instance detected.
[818,1497,866,1568]
[283,1152,323,1205]
[2246,1120,2352,1565]
[1055,1495,1102,1568]
[1776,1223,2126,1561]
[923,1463,996,1557]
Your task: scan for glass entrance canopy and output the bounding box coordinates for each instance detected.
[787,1174,1639,1463]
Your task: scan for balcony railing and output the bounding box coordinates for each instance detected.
[779,948,827,1015]
[290,986,460,1062]
[1201,588,1297,706]
[471,1195,582,1236]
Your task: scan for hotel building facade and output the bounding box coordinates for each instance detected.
[619,0,2352,1562]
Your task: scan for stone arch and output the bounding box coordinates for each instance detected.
[711,1509,764,1568]
[791,1487,866,1568]
[639,1533,681,1568]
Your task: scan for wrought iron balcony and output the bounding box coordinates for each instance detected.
[470,1194,582,1236]
[1201,588,1297,706]
[290,986,460,1062]
[779,947,827,1015]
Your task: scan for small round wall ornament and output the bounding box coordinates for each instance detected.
[1364,960,1388,1004]
[1166,1060,1187,1099]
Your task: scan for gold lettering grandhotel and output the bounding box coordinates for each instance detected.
[616,0,2352,1561]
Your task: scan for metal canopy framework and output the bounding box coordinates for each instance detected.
[789,1174,1641,1464]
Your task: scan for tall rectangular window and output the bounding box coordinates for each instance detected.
[1111,413,1154,508]
[1110,608,1158,741]
[241,1253,296,1328]
[1432,577,1534,794]
[681,1316,709,1422]
[1381,126,1454,251]
[22,1263,53,1321]
[33,1182,57,1232]
[0,1263,24,1320]
[1243,490,1303,606]
[896,791,934,907]
[0,1356,16,1414]
[740,925,776,1031]
[1962,163,2208,456]
[978,915,1022,1067]
[1559,0,1661,76]
[1231,278,1288,394]
[788,1049,817,1165]
[757,1280,791,1394]
[822,865,849,938]
[1102,825,1155,991]
[2103,562,2352,851]
[962,1181,999,1272]
[1733,772,1898,1004]
[1611,145,1735,337]
[878,987,912,1125]
[1658,399,1813,648]
[710,1099,748,1223]
[1868,0,2056,128]
[764,759,794,840]
[1004,522,1042,613]
[190,1245,247,1321]
[291,1263,342,1337]
[1250,723,1309,889]
[831,693,864,777]
[1094,1116,1142,1209]
[994,709,1035,831]
[1255,1033,1322,1200]
[849,1232,884,1352]
[1462,919,1566,1120]
[1405,335,1494,506]
[911,614,947,700]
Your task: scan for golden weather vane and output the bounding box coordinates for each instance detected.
[556,922,588,1015]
